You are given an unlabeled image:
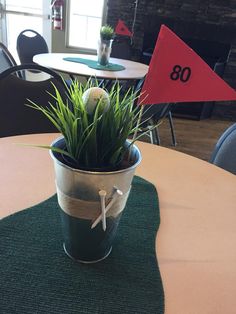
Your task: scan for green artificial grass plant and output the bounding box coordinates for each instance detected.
[100,25,114,41]
[28,79,152,170]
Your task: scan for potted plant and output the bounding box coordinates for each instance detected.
[97,24,114,66]
[28,79,152,263]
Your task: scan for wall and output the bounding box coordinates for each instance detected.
[107,0,236,120]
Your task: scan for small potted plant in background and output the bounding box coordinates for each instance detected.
[97,24,114,66]
[28,79,152,263]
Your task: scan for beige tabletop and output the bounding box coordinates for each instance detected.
[33,53,149,80]
[1,133,236,314]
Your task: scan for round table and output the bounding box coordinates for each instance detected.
[1,133,236,314]
[33,53,149,80]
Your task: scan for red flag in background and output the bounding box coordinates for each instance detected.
[115,19,133,37]
[139,25,236,105]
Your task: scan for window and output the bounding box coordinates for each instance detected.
[5,0,42,14]
[0,0,50,61]
[67,0,106,51]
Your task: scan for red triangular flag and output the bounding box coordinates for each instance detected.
[139,25,236,105]
[115,19,133,37]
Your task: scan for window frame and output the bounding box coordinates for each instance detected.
[65,0,107,54]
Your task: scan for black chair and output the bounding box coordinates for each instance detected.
[0,64,66,137]
[141,103,176,146]
[111,37,132,60]
[0,42,21,75]
[210,123,236,174]
[16,29,48,65]
[134,78,177,146]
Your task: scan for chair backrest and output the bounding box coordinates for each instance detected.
[143,103,173,121]
[16,29,49,64]
[0,64,66,137]
[134,77,173,122]
[210,123,236,174]
[0,42,18,73]
[111,37,132,60]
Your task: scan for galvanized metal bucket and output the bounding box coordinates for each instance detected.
[50,137,142,263]
[97,39,113,66]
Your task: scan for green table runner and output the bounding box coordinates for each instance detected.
[63,57,126,71]
[0,176,164,313]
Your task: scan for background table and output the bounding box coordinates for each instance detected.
[1,133,236,313]
[33,53,149,80]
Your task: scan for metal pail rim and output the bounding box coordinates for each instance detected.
[50,136,142,175]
